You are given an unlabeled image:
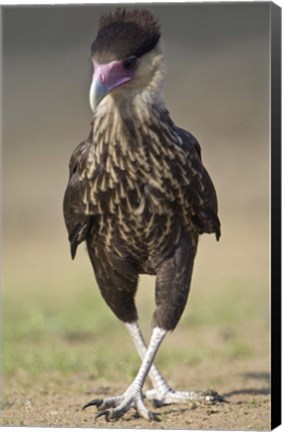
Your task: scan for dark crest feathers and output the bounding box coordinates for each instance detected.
[91,8,161,60]
[98,8,161,34]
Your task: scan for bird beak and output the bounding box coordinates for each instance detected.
[89,59,134,112]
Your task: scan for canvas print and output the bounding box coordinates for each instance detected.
[2,2,278,429]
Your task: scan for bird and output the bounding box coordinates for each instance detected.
[63,8,221,422]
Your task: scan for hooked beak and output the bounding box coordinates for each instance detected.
[89,59,134,112]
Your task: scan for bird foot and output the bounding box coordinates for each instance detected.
[145,388,224,407]
[82,386,160,421]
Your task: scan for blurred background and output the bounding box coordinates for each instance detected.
[2,3,270,425]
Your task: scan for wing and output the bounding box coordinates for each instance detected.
[176,126,221,240]
[63,140,94,259]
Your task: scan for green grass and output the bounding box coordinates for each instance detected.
[183,276,268,328]
[3,288,130,379]
[3,268,269,382]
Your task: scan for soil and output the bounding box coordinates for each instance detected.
[2,352,270,429]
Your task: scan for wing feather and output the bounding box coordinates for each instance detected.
[63,140,94,259]
[176,126,221,240]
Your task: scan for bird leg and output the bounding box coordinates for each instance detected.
[125,321,223,407]
[83,326,167,421]
[125,322,172,393]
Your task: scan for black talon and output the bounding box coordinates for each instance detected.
[203,390,226,403]
[152,398,165,408]
[148,411,161,422]
[95,410,114,421]
[95,410,108,419]
[82,398,104,410]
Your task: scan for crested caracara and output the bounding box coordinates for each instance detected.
[63,8,221,421]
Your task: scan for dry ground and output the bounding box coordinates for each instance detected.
[2,324,270,429]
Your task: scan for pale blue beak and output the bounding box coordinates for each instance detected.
[89,59,134,112]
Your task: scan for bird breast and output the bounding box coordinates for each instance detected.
[82,105,194,261]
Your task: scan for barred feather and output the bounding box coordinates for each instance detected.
[63,8,220,328]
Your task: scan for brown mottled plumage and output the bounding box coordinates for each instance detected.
[63,8,221,422]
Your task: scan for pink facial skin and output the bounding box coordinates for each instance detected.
[89,58,136,112]
[92,58,135,93]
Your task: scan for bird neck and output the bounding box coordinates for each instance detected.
[90,48,168,144]
[90,81,172,146]
[87,93,180,190]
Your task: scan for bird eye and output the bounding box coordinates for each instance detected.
[123,56,137,70]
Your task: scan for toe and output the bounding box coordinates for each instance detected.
[152,398,166,408]
[95,409,112,421]
[83,395,123,411]
[135,396,160,421]
[82,398,103,410]
[200,389,225,403]
[83,386,161,421]
[145,388,225,406]
[148,411,161,422]
[95,406,127,421]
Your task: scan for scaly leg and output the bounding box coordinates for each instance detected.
[125,321,223,406]
[83,326,167,421]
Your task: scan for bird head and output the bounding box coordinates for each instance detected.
[89,8,164,112]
